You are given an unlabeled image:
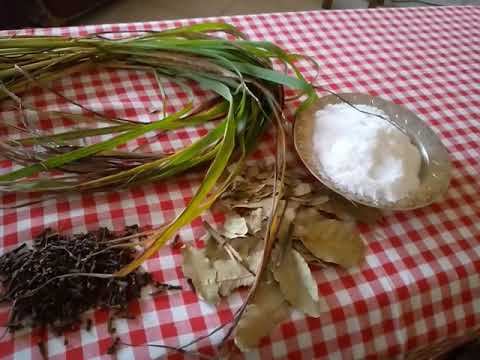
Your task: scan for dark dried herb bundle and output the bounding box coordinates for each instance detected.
[0,226,151,333]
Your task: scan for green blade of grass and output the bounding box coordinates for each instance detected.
[116,100,237,276]
[0,105,193,181]
[77,119,226,191]
[13,100,228,146]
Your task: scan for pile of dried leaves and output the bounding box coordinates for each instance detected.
[182,164,382,351]
[0,226,152,334]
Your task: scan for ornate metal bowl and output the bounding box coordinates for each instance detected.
[293,93,452,210]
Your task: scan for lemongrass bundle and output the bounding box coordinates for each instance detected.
[0,23,317,275]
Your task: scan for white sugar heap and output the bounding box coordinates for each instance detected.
[312,103,421,202]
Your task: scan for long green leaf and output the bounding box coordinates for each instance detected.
[0,106,192,181]
[116,100,237,276]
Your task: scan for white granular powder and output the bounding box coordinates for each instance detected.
[312,103,421,202]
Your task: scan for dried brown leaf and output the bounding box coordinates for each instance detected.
[181,245,220,304]
[272,249,326,317]
[233,198,273,220]
[206,222,258,276]
[272,200,297,266]
[317,195,382,224]
[205,228,260,262]
[214,260,253,297]
[214,251,262,296]
[295,219,366,268]
[231,235,261,258]
[246,208,263,234]
[204,233,228,261]
[294,207,325,231]
[307,194,330,207]
[292,182,312,197]
[293,241,328,267]
[277,201,297,242]
[223,215,248,239]
[234,277,290,352]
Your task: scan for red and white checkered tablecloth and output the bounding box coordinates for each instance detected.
[1,5,479,360]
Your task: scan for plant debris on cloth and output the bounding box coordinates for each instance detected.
[0,22,318,278]
[182,164,380,351]
[0,226,152,334]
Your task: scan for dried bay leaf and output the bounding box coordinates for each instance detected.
[215,261,253,296]
[307,194,330,207]
[316,194,382,224]
[246,208,263,234]
[277,201,298,244]
[234,277,290,352]
[204,233,229,261]
[272,200,298,266]
[214,251,262,296]
[292,182,312,197]
[230,235,260,258]
[181,245,220,304]
[294,207,325,232]
[206,221,257,274]
[272,249,325,317]
[334,198,382,224]
[293,241,328,268]
[296,219,366,268]
[205,222,260,261]
[223,215,248,239]
[233,198,273,220]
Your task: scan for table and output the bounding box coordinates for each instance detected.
[1,5,479,360]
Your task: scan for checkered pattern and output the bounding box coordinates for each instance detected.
[1,5,479,359]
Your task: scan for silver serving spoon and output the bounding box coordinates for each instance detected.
[293,93,452,210]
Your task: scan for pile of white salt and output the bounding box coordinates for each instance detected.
[312,103,421,202]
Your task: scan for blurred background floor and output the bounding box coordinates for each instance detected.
[74,0,479,25]
[2,0,478,30]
